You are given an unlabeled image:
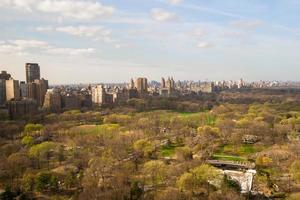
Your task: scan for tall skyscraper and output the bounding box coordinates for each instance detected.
[27,78,48,106]
[25,63,40,83]
[6,78,20,101]
[0,79,6,105]
[135,77,148,95]
[20,81,28,98]
[92,85,106,105]
[0,71,11,105]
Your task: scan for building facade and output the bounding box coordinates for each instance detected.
[43,89,62,112]
[135,77,148,96]
[6,78,20,101]
[26,63,40,83]
[6,99,38,119]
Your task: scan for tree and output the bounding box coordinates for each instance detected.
[22,173,35,192]
[24,123,44,136]
[35,172,58,192]
[290,160,300,183]
[256,156,273,168]
[177,164,221,196]
[57,145,65,165]
[29,142,56,169]
[175,147,193,161]
[21,136,34,147]
[7,153,31,188]
[133,139,155,158]
[142,160,167,192]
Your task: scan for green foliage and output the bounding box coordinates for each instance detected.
[21,135,34,147]
[160,144,177,157]
[29,142,56,159]
[35,172,59,192]
[22,173,35,192]
[290,160,300,183]
[103,114,132,125]
[130,181,143,200]
[133,139,155,158]
[143,160,167,185]
[69,124,120,136]
[256,156,273,168]
[24,123,44,134]
[177,164,221,191]
[197,126,220,138]
[212,154,246,162]
[175,146,193,161]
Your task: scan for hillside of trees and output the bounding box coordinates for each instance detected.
[0,90,300,200]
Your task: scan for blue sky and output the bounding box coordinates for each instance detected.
[0,0,299,84]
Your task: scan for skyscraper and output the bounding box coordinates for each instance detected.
[0,71,11,105]
[6,78,20,101]
[135,77,148,95]
[25,63,40,83]
[43,89,62,112]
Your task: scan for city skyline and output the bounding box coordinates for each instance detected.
[1,0,300,84]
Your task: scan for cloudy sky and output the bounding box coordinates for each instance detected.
[0,0,299,84]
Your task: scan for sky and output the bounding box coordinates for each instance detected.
[0,0,299,84]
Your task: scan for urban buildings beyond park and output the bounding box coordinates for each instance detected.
[135,77,148,95]
[6,78,20,101]
[1,63,299,119]
[43,89,62,113]
[0,63,48,118]
[6,99,38,119]
[26,63,40,83]
[0,71,11,105]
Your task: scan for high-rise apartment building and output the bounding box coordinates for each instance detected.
[25,63,40,83]
[0,79,6,105]
[43,89,62,112]
[6,78,20,101]
[135,77,148,94]
[27,79,48,106]
[7,99,37,119]
[20,81,28,98]
[92,85,106,105]
[0,71,11,105]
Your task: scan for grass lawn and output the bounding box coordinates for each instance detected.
[212,143,266,162]
[212,154,247,162]
[215,144,264,157]
[160,145,177,157]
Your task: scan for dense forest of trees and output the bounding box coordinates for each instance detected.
[0,90,300,199]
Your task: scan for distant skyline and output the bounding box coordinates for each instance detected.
[0,0,299,84]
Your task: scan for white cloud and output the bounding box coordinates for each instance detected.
[0,39,95,56]
[168,0,184,5]
[0,0,38,12]
[56,26,112,41]
[191,28,206,37]
[197,42,213,48]
[36,25,116,42]
[150,8,178,22]
[10,39,50,49]
[37,0,114,20]
[36,26,54,32]
[0,0,115,20]
[230,20,264,29]
[46,47,95,55]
